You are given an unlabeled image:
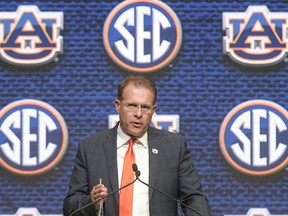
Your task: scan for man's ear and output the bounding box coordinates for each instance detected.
[114,100,120,112]
[153,105,157,112]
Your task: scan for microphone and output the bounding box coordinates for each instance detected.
[132,163,202,216]
[132,163,140,178]
[69,176,138,216]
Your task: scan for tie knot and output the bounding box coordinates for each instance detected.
[128,138,135,147]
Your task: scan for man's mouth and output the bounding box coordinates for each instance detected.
[132,122,141,127]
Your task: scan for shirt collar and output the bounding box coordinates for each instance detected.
[117,124,148,149]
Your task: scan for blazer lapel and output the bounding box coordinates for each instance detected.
[103,124,119,205]
[148,127,160,201]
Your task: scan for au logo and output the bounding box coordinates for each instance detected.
[0,208,62,216]
[109,113,179,132]
[219,100,288,176]
[224,208,288,216]
[0,99,68,175]
[0,5,63,66]
[223,6,288,66]
[103,0,182,72]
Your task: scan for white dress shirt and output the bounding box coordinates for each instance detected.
[117,125,150,216]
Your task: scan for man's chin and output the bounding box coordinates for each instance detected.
[128,129,145,138]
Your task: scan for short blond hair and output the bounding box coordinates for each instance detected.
[118,75,157,104]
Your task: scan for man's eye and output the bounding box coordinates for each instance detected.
[141,105,151,110]
[128,104,138,108]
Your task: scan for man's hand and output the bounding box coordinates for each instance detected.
[90,184,108,210]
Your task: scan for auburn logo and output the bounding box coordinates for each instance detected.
[223,6,288,66]
[109,113,179,132]
[0,5,63,66]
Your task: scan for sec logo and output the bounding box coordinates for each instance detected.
[103,0,182,72]
[219,100,288,176]
[0,99,68,175]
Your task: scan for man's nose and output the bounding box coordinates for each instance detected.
[134,106,143,116]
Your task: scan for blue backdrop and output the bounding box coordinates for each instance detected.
[0,0,287,215]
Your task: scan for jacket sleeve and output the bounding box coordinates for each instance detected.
[178,136,211,216]
[62,141,97,216]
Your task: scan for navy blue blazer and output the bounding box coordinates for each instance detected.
[63,124,211,216]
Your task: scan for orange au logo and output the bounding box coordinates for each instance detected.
[103,0,182,73]
[223,6,288,66]
[0,99,68,175]
[0,5,63,66]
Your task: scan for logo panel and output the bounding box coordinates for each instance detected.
[109,113,179,132]
[103,0,182,72]
[224,208,288,216]
[0,5,63,66]
[223,6,288,66]
[0,208,62,216]
[0,99,68,175]
[219,100,288,175]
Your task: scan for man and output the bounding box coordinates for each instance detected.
[63,75,211,216]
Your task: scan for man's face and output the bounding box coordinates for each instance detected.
[115,83,156,138]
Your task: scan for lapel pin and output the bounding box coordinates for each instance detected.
[152,148,158,154]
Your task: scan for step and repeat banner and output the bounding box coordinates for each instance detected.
[0,0,287,215]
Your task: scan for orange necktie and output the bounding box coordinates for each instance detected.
[119,138,135,216]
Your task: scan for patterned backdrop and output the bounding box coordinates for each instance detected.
[0,0,287,216]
